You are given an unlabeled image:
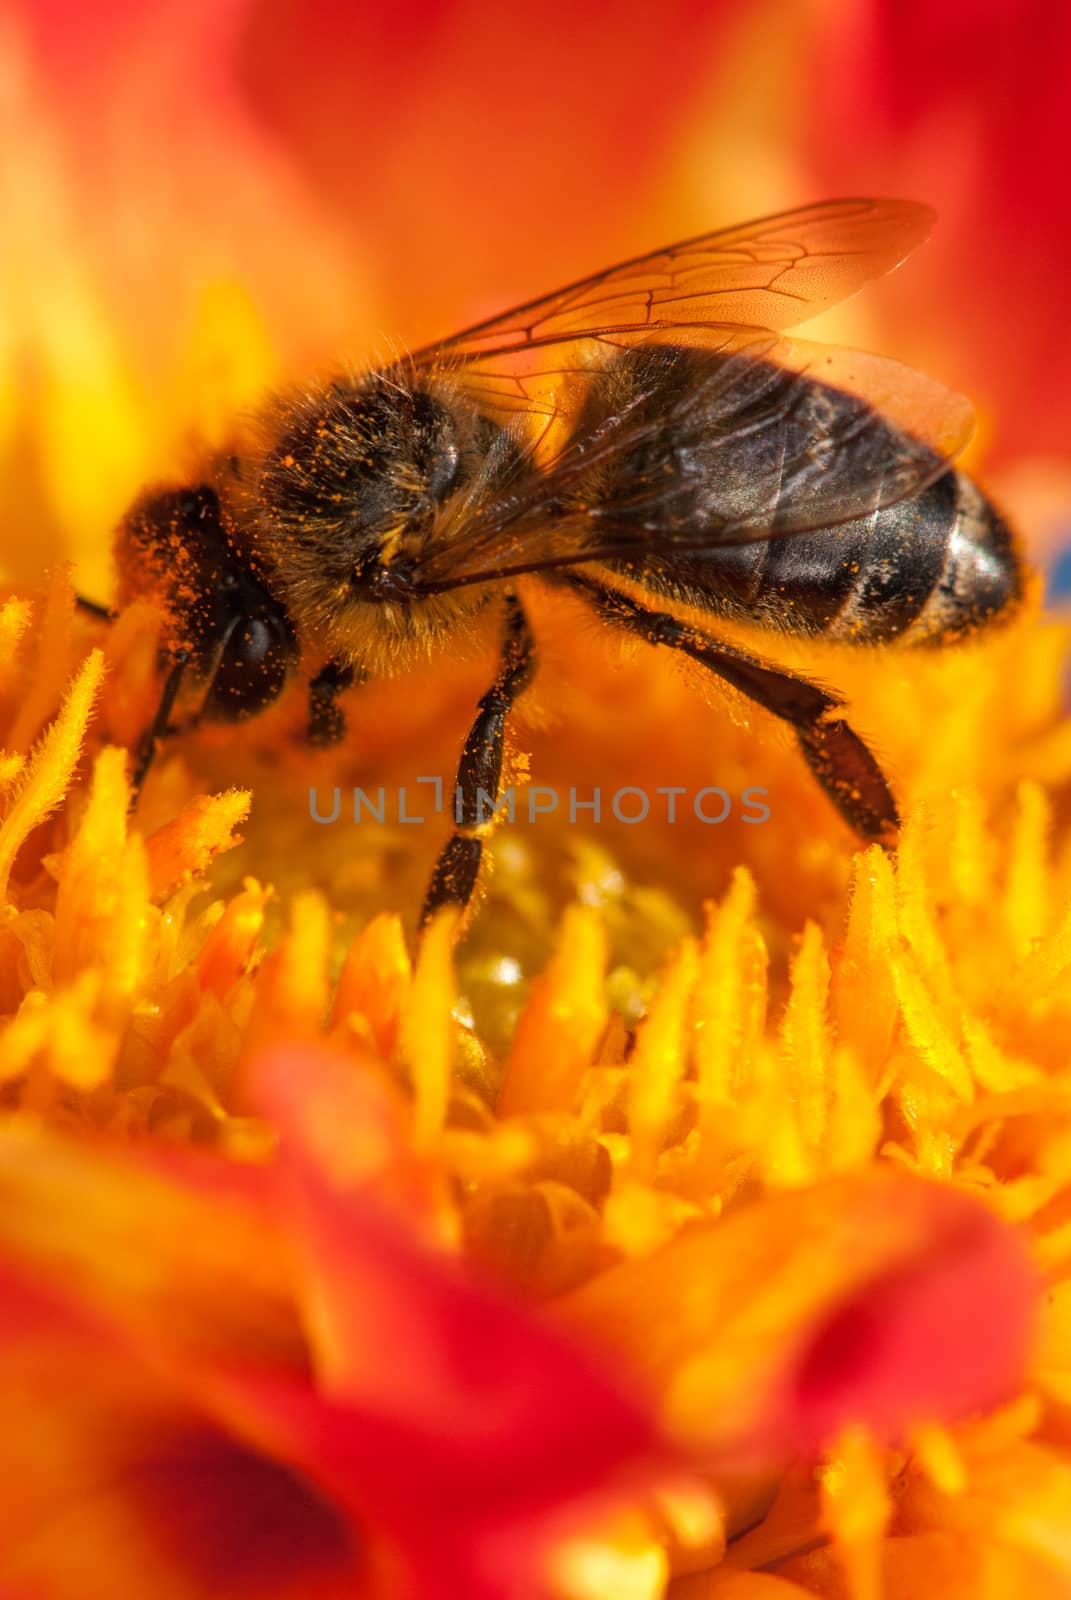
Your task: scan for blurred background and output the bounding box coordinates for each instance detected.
[2,0,1069,599]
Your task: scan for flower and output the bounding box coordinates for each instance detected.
[2,3,1071,1598]
[0,1043,671,1600]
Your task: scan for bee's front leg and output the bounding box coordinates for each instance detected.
[75,594,118,622]
[420,595,536,926]
[306,658,356,747]
[131,648,191,801]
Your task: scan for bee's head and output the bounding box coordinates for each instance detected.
[114,482,297,718]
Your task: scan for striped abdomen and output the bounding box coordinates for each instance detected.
[575,343,1023,645]
[635,467,1022,644]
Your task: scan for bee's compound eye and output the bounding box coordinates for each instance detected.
[233,616,280,668]
[203,609,295,721]
[174,486,220,524]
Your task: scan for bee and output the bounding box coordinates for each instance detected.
[106,198,1022,924]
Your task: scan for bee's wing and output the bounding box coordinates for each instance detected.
[398,198,972,593]
[406,324,974,591]
[411,197,936,357]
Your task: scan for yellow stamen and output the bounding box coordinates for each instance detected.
[0,648,103,904]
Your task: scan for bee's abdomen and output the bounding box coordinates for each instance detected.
[634,469,1021,645]
[815,470,1023,644]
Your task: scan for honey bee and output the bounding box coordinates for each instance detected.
[104,199,1022,923]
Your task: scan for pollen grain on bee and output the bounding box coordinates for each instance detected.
[307,780,771,828]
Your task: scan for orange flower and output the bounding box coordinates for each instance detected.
[3,4,1071,1599]
[0,1035,1041,1598]
[0,630,1055,1597]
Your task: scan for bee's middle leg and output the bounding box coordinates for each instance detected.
[420,594,536,926]
[562,572,899,845]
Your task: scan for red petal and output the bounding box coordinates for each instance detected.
[241,1042,670,1596]
[558,1170,1038,1466]
[0,1267,364,1600]
[785,1181,1038,1447]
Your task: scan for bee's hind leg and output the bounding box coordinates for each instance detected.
[562,572,899,847]
[420,594,536,927]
